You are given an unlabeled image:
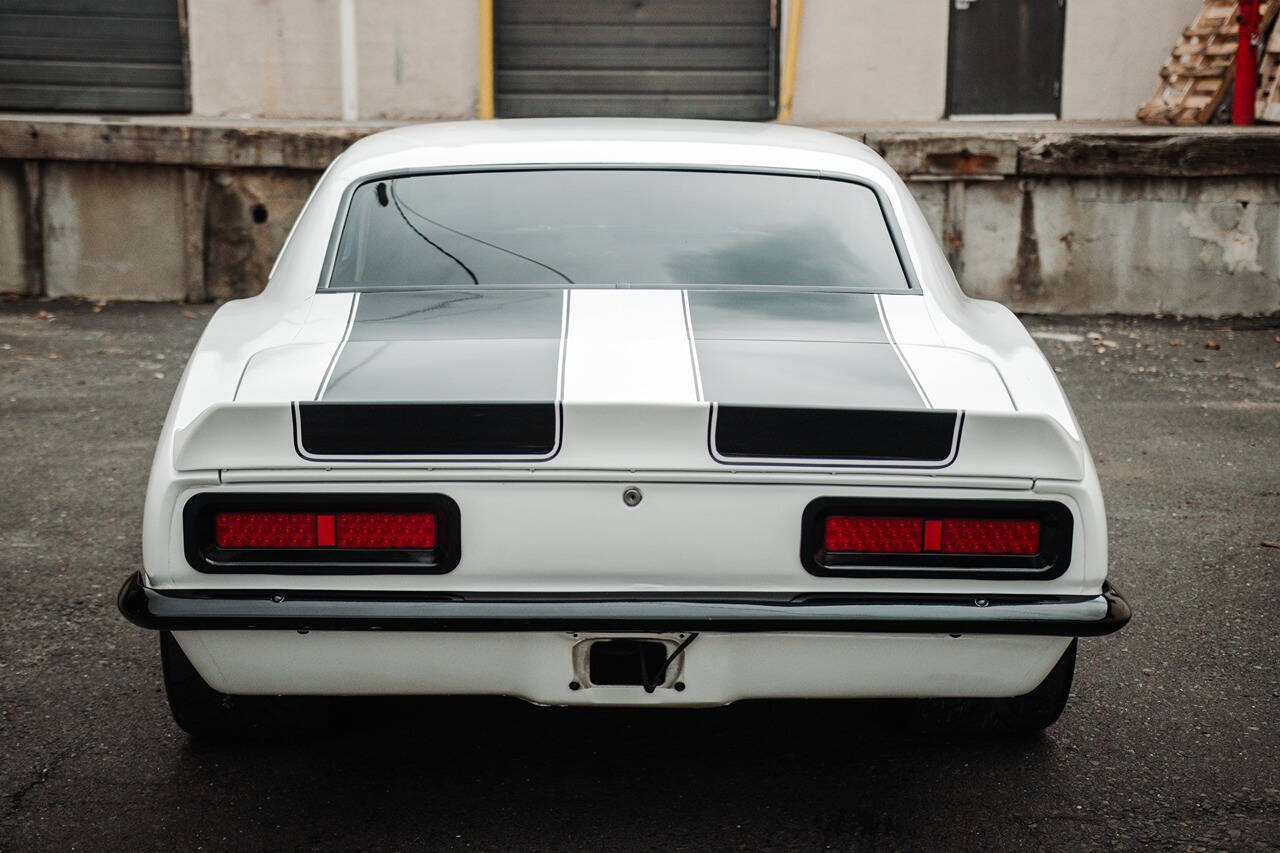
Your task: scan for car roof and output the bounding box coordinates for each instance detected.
[329,118,891,182]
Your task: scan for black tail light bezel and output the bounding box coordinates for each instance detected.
[801,497,1074,580]
[183,493,461,574]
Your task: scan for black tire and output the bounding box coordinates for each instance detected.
[160,631,332,740]
[906,639,1077,736]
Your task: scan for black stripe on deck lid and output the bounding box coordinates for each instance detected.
[713,406,959,464]
[297,402,558,458]
[321,290,566,404]
[684,290,928,410]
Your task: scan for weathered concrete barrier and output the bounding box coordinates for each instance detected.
[2,115,1278,316]
[876,127,1280,316]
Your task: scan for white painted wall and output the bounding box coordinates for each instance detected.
[355,0,478,120]
[184,0,1210,123]
[790,0,950,124]
[1060,0,1204,120]
[189,0,341,118]
[790,0,1205,123]
[188,0,477,120]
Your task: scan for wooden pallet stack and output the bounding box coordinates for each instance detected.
[1256,20,1280,120]
[1137,0,1278,125]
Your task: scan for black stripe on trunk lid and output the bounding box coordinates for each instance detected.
[321,289,566,403]
[296,402,558,458]
[684,290,927,409]
[712,406,959,464]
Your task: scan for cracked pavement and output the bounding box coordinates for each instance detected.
[1,300,1278,851]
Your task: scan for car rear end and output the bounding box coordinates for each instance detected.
[121,390,1125,707]
[118,121,1128,732]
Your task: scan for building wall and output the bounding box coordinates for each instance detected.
[789,0,1200,124]
[189,0,340,118]
[790,0,950,124]
[184,0,1204,123]
[188,0,477,120]
[355,0,479,120]
[1059,0,1202,120]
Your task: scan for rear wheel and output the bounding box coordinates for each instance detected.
[907,639,1077,736]
[160,632,332,740]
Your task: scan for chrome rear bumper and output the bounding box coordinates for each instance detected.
[118,572,1130,637]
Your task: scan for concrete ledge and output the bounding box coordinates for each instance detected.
[1019,132,1280,178]
[0,114,396,171]
[865,133,1018,179]
[6,115,1280,177]
[838,123,1280,179]
[2,115,1279,315]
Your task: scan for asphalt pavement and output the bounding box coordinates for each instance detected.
[1,299,1277,851]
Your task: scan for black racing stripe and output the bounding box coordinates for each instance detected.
[685,290,926,409]
[686,290,891,343]
[323,289,564,402]
[694,340,927,408]
[714,406,958,462]
[297,402,557,457]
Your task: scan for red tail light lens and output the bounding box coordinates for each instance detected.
[336,512,436,549]
[823,515,1041,556]
[215,511,436,550]
[941,518,1039,555]
[824,517,923,553]
[216,512,317,549]
[806,499,1068,579]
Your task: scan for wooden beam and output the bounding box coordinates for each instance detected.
[0,118,377,170]
[1021,132,1280,176]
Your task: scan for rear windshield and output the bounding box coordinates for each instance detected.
[326,169,911,290]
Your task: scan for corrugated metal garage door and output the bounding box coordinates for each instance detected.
[0,0,187,113]
[495,0,777,120]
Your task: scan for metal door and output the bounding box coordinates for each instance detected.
[494,0,777,120]
[946,0,1066,117]
[0,0,188,113]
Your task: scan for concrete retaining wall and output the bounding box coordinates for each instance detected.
[0,163,26,293]
[1,117,1279,316]
[910,177,1280,316]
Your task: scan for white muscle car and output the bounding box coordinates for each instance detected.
[119,118,1129,738]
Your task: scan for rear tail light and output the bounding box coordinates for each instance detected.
[823,515,1040,556]
[185,494,459,574]
[824,516,923,553]
[215,512,318,549]
[215,511,437,550]
[804,499,1072,579]
[336,512,436,549]
[941,518,1039,555]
